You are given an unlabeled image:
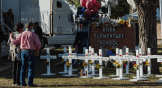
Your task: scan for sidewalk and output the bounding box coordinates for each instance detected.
[0,61,12,72]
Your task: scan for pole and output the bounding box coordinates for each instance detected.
[159,0,162,43]
[1,0,2,24]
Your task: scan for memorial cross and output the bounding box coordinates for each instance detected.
[112,49,129,80]
[79,49,94,78]
[109,48,120,77]
[58,47,69,74]
[129,50,148,81]
[93,49,109,79]
[63,46,78,76]
[89,48,99,76]
[123,48,134,75]
[40,48,57,76]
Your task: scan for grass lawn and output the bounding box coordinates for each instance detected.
[1,49,162,88]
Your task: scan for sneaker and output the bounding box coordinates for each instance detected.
[12,84,15,86]
[15,84,21,86]
[27,84,37,87]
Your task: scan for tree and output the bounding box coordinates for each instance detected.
[134,0,160,74]
[111,0,130,19]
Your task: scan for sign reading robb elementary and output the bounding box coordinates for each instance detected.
[90,24,136,52]
[94,27,125,45]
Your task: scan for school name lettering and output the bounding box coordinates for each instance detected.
[94,34,124,39]
[93,27,125,45]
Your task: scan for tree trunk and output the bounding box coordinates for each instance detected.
[134,0,160,74]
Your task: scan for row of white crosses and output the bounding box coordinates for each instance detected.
[109,48,152,81]
[40,47,162,83]
[62,46,109,79]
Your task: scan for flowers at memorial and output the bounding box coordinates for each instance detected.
[66,62,71,66]
[89,60,93,65]
[117,63,122,68]
[113,61,118,67]
[118,19,125,26]
[45,61,49,65]
[82,60,85,63]
[128,17,138,23]
[125,20,129,26]
[123,61,127,64]
[61,59,65,64]
[133,64,139,71]
[96,63,101,69]
[113,61,122,68]
[144,61,149,66]
[83,63,87,66]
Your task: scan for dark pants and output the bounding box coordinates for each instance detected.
[20,50,36,85]
[12,59,21,84]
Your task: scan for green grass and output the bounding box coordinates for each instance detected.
[1,49,162,88]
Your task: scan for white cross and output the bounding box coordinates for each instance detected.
[88,46,92,73]
[79,49,94,78]
[109,48,120,78]
[123,48,134,75]
[112,49,129,80]
[137,48,157,76]
[129,50,148,81]
[93,49,109,79]
[62,46,78,77]
[40,48,57,76]
[89,48,99,76]
[58,47,69,74]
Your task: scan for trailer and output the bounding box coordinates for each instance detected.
[39,0,90,52]
[0,0,39,57]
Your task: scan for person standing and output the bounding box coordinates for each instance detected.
[7,22,24,86]
[3,9,14,33]
[34,22,42,40]
[10,22,41,87]
[34,22,43,61]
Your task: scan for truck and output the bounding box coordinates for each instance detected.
[41,0,90,51]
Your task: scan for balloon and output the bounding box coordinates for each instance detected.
[90,0,96,5]
[84,9,91,18]
[86,1,93,10]
[91,7,98,15]
[80,0,87,8]
[95,1,101,9]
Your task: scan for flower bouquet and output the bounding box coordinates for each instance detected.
[89,60,93,65]
[118,19,125,26]
[133,64,139,71]
[61,59,65,64]
[123,61,127,67]
[66,62,71,67]
[144,61,149,66]
[83,63,87,67]
[45,61,49,65]
[96,63,101,69]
